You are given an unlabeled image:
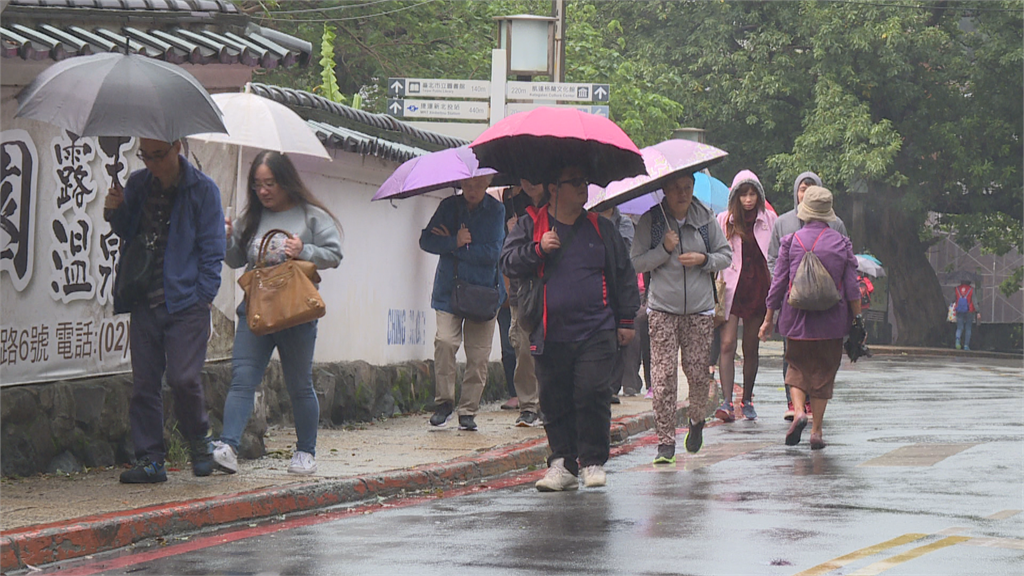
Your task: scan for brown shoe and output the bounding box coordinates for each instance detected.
[809,432,826,450]
[500,397,519,410]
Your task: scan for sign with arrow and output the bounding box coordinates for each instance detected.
[387,78,490,99]
[506,103,610,117]
[506,81,611,102]
[387,99,489,120]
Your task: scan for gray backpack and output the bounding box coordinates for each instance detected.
[787,230,842,311]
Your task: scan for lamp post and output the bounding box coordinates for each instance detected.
[671,127,707,143]
[493,14,556,80]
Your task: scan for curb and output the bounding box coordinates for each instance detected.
[0,407,684,572]
[868,345,1022,360]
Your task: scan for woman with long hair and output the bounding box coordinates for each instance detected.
[213,151,343,476]
[715,170,777,422]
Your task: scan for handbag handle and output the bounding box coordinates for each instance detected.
[256,228,292,267]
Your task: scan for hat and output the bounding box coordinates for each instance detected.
[797,186,836,222]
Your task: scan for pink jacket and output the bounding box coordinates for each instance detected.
[717,170,777,318]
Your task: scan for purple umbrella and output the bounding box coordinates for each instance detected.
[372,146,498,201]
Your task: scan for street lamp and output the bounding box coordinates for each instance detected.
[671,127,707,143]
[493,14,556,78]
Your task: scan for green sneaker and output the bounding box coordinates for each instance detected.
[653,444,676,464]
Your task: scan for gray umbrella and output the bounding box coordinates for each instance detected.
[15,52,226,142]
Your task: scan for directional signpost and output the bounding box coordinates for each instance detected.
[506,102,609,118]
[387,99,489,121]
[506,81,610,102]
[388,78,490,99]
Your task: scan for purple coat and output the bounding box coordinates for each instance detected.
[766,221,859,340]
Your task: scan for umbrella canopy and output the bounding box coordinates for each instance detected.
[190,92,330,159]
[15,53,225,142]
[586,139,728,212]
[470,107,645,187]
[856,255,886,277]
[596,172,732,216]
[373,146,499,201]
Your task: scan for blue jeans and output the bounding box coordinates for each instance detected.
[955,312,973,349]
[221,306,320,455]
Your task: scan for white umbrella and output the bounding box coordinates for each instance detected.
[855,255,886,277]
[189,91,330,159]
[16,52,226,142]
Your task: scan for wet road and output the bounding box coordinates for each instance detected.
[46,356,1022,576]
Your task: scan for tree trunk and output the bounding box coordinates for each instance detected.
[861,184,948,346]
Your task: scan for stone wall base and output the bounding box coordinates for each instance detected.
[1,359,507,477]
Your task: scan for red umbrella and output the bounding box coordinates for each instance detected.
[470,107,645,187]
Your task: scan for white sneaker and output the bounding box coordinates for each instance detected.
[211,440,237,474]
[287,451,317,475]
[580,465,607,488]
[535,458,578,492]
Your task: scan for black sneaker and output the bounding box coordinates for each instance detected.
[684,418,704,454]
[458,415,478,431]
[610,395,621,404]
[653,444,676,464]
[191,437,214,477]
[429,402,454,427]
[515,411,541,427]
[119,458,167,484]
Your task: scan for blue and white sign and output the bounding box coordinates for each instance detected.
[506,82,611,102]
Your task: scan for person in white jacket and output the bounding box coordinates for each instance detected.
[715,170,777,422]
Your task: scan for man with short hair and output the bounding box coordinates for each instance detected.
[420,175,505,432]
[767,171,848,421]
[501,164,639,491]
[105,138,225,483]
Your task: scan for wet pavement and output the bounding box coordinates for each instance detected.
[27,354,1023,576]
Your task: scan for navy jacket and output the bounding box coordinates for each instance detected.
[419,194,506,314]
[107,156,225,315]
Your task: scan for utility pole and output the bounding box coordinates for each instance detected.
[552,0,566,82]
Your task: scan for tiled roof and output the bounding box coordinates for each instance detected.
[0,0,311,68]
[248,83,470,161]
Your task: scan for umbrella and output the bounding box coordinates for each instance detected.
[189,91,330,159]
[856,255,886,277]
[596,172,732,216]
[586,139,728,213]
[373,146,499,201]
[470,107,645,187]
[15,52,225,142]
[586,146,673,212]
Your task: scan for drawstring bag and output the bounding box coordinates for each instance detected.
[238,229,325,336]
[787,230,842,311]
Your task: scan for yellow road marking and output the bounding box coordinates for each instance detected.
[985,509,1022,520]
[858,443,977,467]
[845,536,972,576]
[962,537,1024,550]
[792,533,929,576]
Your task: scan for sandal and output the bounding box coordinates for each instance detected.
[785,415,808,446]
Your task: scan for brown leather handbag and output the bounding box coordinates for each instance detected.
[238,229,325,336]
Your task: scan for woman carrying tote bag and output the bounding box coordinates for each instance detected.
[213,151,343,476]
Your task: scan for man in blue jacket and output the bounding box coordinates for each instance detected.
[420,175,505,432]
[104,138,225,483]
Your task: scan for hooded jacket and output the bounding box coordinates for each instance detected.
[631,197,731,316]
[500,205,639,355]
[717,170,777,318]
[767,171,847,275]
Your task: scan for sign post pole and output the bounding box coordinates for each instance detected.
[490,49,507,126]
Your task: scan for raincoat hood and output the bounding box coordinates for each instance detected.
[728,169,766,205]
[792,171,822,205]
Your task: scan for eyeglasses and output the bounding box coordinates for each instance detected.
[135,146,174,163]
[252,179,278,191]
[556,177,589,188]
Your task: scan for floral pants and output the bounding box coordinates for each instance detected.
[648,310,714,446]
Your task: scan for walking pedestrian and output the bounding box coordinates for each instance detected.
[759,186,861,450]
[501,164,639,491]
[952,278,981,350]
[212,151,343,476]
[715,171,777,422]
[104,138,225,483]
[503,179,548,426]
[631,172,731,465]
[597,206,635,404]
[767,171,849,421]
[421,175,505,432]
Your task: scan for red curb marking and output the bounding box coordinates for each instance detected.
[1,410,667,572]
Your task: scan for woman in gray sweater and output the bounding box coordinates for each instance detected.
[213,151,343,476]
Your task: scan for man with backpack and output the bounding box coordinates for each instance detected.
[953,279,981,350]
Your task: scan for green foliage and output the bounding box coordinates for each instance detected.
[317,23,346,104]
[999,266,1024,298]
